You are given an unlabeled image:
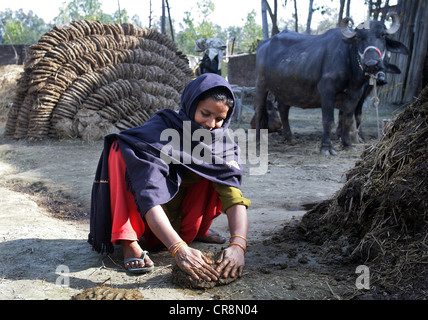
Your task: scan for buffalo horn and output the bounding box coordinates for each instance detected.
[340,17,357,38]
[386,12,400,35]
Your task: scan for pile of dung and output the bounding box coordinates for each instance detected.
[297,85,428,298]
[71,286,144,300]
[171,250,238,289]
[4,20,192,141]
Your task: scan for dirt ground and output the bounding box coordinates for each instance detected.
[0,66,405,301]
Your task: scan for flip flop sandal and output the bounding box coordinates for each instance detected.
[124,251,155,274]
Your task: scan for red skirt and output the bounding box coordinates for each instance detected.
[108,144,222,249]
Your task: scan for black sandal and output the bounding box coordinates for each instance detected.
[124,251,155,274]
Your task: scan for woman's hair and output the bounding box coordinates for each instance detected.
[198,87,234,109]
[190,86,235,122]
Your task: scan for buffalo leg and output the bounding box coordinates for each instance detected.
[337,110,360,144]
[254,89,268,143]
[319,99,337,156]
[355,84,374,142]
[354,103,365,141]
[277,102,294,142]
[340,111,356,150]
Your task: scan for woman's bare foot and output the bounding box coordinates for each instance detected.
[119,240,154,271]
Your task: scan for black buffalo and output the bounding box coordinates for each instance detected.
[254,14,408,155]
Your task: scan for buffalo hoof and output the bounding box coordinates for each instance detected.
[343,146,358,153]
[286,138,297,145]
[320,147,337,156]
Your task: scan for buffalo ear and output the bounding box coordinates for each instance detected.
[386,38,409,55]
[384,62,401,74]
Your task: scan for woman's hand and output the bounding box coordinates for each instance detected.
[215,244,245,279]
[215,204,248,279]
[174,245,220,282]
[145,206,219,282]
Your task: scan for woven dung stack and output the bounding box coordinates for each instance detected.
[297,85,428,297]
[4,20,192,141]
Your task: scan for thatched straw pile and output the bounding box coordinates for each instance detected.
[4,20,192,141]
[298,85,428,297]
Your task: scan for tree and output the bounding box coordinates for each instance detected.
[113,8,131,24]
[165,0,175,41]
[241,10,264,54]
[54,0,126,25]
[369,0,391,21]
[338,0,346,23]
[176,11,196,53]
[176,0,221,54]
[261,0,269,39]
[338,0,353,25]
[261,0,280,36]
[306,0,314,34]
[227,10,263,54]
[227,25,243,54]
[315,6,338,34]
[305,1,338,34]
[293,0,299,32]
[0,9,49,45]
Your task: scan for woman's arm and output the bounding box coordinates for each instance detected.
[145,205,220,282]
[215,204,248,278]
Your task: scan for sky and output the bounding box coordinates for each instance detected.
[0,0,377,30]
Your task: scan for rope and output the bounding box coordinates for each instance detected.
[370,74,381,139]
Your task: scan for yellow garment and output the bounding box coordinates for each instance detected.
[212,182,251,213]
[163,170,251,232]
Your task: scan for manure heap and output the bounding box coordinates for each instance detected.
[5,20,192,141]
[299,85,428,298]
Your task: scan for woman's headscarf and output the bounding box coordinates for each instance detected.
[89,74,243,254]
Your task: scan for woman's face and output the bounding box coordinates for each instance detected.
[194,97,229,131]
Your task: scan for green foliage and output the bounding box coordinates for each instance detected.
[0,9,50,44]
[1,0,338,54]
[176,1,262,55]
[176,0,222,54]
[55,0,128,25]
[241,10,263,54]
[0,0,137,45]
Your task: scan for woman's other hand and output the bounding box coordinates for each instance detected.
[215,244,245,279]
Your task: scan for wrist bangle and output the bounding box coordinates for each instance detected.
[168,240,184,253]
[168,240,187,257]
[229,235,247,245]
[229,242,246,254]
[172,242,188,257]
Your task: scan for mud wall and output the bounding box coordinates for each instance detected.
[0,45,29,65]
[227,54,256,87]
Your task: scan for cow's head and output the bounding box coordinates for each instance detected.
[340,13,406,75]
